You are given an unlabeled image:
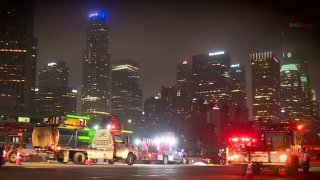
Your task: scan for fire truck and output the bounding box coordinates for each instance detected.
[226,124,310,175]
[134,132,188,164]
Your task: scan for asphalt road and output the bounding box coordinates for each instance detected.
[1,162,320,180]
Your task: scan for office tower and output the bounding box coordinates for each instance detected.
[177,59,193,100]
[159,86,178,131]
[35,61,76,116]
[111,60,143,130]
[280,63,303,122]
[143,96,161,131]
[38,61,68,88]
[0,1,37,110]
[251,52,281,122]
[82,11,111,118]
[192,51,231,105]
[230,63,248,123]
[310,89,319,119]
[283,52,312,121]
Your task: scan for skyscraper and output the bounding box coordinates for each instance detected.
[230,63,246,107]
[82,11,111,118]
[0,1,37,110]
[230,63,248,123]
[192,51,231,105]
[177,60,193,100]
[143,96,161,132]
[310,89,319,120]
[251,52,281,122]
[280,63,303,122]
[283,52,312,121]
[111,60,143,130]
[35,61,77,116]
[38,61,68,88]
[176,60,193,131]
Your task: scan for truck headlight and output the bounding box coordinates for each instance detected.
[279,154,288,162]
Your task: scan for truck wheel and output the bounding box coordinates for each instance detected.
[9,151,17,163]
[108,160,115,165]
[303,158,310,174]
[252,163,261,175]
[163,156,169,165]
[57,153,67,164]
[126,153,135,166]
[182,156,188,164]
[73,152,86,164]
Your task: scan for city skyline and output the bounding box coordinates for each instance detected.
[34,0,320,101]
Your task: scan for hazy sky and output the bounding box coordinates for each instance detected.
[34,0,320,104]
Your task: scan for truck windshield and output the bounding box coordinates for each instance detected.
[264,132,292,150]
[114,135,124,143]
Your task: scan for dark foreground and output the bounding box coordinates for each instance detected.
[1,162,320,180]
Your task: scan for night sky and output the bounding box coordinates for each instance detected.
[34,0,320,104]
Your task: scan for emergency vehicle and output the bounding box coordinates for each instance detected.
[134,132,188,164]
[226,124,310,175]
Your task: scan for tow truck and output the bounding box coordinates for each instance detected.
[134,132,188,164]
[33,115,138,165]
[227,123,310,175]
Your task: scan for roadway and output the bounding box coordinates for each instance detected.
[1,161,320,180]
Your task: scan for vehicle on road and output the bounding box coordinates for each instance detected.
[134,133,188,164]
[227,123,310,175]
[47,128,138,165]
[0,146,5,167]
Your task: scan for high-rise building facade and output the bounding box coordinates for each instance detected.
[143,96,161,131]
[111,60,143,130]
[283,52,312,121]
[230,63,246,107]
[82,12,111,118]
[0,1,37,110]
[177,60,193,100]
[38,61,68,88]
[230,63,248,123]
[35,61,76,116]
[310,89,319,120]
[159,86,178,131]
[192,51,231,105]
[280,63,303,122]
[251,52,281,122]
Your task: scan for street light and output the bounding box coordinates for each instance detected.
[128,119,132,123]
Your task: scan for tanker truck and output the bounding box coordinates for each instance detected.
[32,127,138,165]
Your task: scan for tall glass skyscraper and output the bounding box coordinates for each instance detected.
[82,11,111,118]
[192,51,231,105]
[111,60,143,130]
[282,52,312,121]
[0,1,37,110]
[251,52,281,122]
[35,61,77,116]
[280,63,303,122]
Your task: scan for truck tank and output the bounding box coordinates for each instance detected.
[32,127,59,148]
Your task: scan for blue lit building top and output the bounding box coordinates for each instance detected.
[89,11,107,21]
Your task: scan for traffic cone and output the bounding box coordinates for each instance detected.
[245,163,253,180]
[85,155,92,166]
[279,168,286,175]
[15,151,22,165]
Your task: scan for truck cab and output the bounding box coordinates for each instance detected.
[227,126,310,175]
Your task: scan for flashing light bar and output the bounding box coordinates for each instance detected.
[209,51,225,56]
[66,114,91,120]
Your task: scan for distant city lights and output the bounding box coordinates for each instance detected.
[209,51,225,56]
[48,62,57,66]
